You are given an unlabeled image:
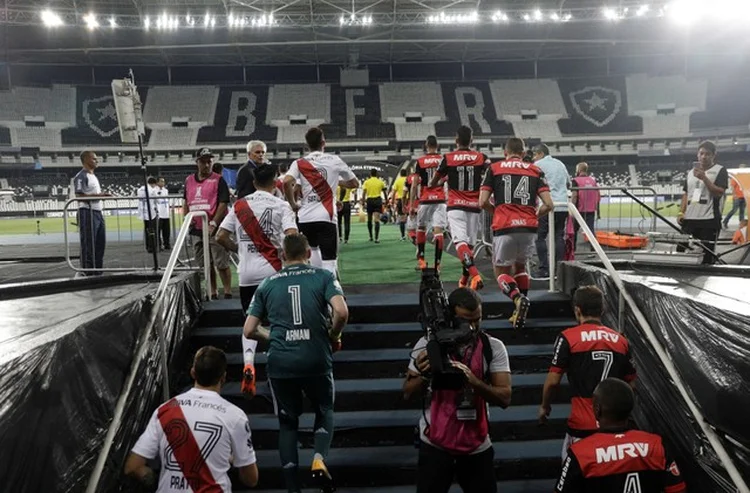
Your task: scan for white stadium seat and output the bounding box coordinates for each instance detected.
[143,86,219,124]
[379,82,446,121]
[10,128,62,149]
[266,84,331,124]
[490,79,567,117]
[147,128,199,149]
[0,85,75,124]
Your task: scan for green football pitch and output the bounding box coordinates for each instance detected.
[0,201,711,236]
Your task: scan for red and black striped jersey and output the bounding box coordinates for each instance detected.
[415,153,446,204]
[551,323,636,436]
[480,157,549,235]
[436,149,490,212]
[556,429,686,493]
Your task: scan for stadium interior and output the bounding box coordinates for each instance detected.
[1,1,750,492]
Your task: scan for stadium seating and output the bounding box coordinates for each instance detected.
[197,86,277,144]
[556,77,643,136]
[435,82,513,138]
[0,127,11,145]
[490,79,567,117]
[143,86,219,125]
[380,82,446,122]
[267,84,331,124]
[0,85,76,124]
[626,75,706,138]
[10,128,62,149]
[147,128,199,149]
[275,125,310,145]
[506,118,562,140]
[690,78,750,130]
[394,123,437,142]
[322,85,394,140]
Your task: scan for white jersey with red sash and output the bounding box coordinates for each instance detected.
[288,151,356,224]
[131,388,256,493]
[219,191,297,287]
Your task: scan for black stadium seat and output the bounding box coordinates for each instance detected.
[690,78,750,130]
[435,81,514,138]
[0,127,10,145]
[321,84,395,140]
[61,86,151,146]
[557,77,643,136]
[197,86,277,144]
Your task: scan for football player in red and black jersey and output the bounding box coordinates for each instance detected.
[555,378,687,493]
[478,138,553,329]
[430,126,490,290]
[410,135,447,270]
[540,285,637,459]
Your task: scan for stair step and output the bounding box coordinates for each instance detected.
[221,374,570,412]
[199,290,572,326]
[225,345,554,380]
[245,441,563,488]
[241,478,556,492]
[192,318,573,351]
[246,405,569,448]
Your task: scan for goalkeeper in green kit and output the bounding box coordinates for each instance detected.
[243,233,349,493]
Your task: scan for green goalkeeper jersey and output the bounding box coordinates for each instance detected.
[249,263,344,379]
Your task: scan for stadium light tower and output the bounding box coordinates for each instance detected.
[83,13,99,30]
[40,10,64,27]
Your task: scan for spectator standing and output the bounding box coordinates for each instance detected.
[74,150,109,276]
[532,144,571,278]
[124,346,259,491]
[184,148,233,300]
[236,140,267,198]
[678,141,728,264]
[570,162,600,247]
[137,176,159,254]
[403,288,512,493]
[723,164,746,229]
[243,234,349,493]
[156,177,171,250]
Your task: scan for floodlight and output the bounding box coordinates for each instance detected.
[41,10,64,27]
[144,16,150,30]
[533,9,543,21]
[109,17,117,28]
[551,12,560,21]
[563,13,573,21]
[523,13,531,21]
[491,11,509,22]
[84,13,99,29]
[603,7,620,20]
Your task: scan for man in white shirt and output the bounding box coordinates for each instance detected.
[532,144,571,277]
[137,176,160,253]
[156,177,171,250]
[216,164,298,398]
[74,150,110,276]
[678,140,728,264]
[125,346,258,492]
[283,127,359,276]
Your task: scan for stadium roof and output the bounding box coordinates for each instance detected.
[0,0,742,68]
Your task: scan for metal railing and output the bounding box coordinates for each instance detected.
[560,203,749,493]
[63,195,193,274]
[84,211,210,493]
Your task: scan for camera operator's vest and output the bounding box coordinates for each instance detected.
[426,334,491,454]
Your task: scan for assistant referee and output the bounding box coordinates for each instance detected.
[361,169,388,243]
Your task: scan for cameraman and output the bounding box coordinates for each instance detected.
[403,288,511,493]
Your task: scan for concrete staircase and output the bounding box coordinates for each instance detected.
[192,288,573,492]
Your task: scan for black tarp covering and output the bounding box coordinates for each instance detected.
[0,274,201,492]
[559,261,750,492]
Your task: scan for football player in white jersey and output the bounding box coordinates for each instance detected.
[283,127,359,276]
[125,346,258,492]
[216,164,298,398]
